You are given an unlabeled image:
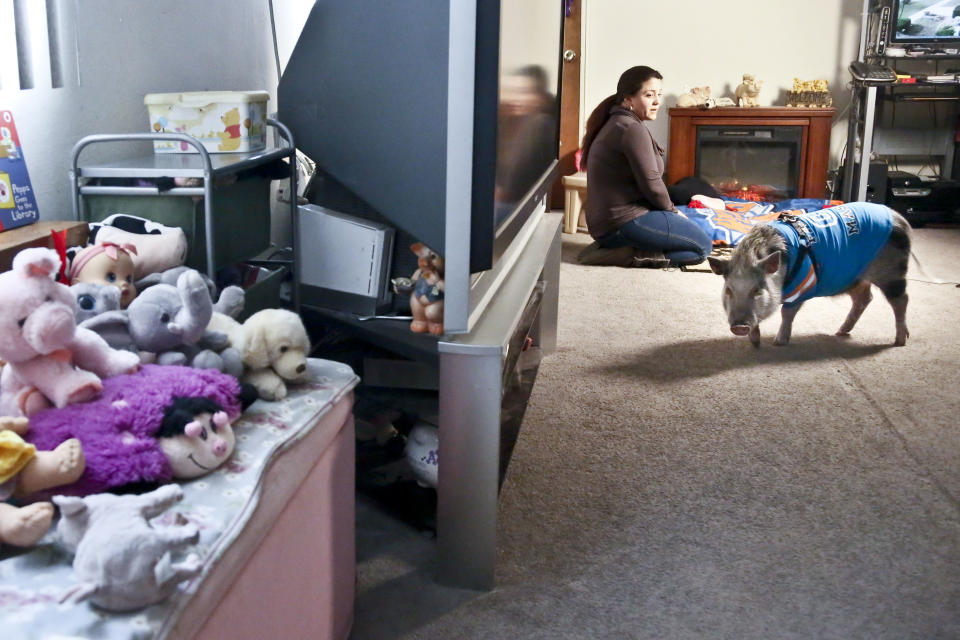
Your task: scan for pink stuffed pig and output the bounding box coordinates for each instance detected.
[0,248,141,416]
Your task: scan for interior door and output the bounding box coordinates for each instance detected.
[549,0,582,209]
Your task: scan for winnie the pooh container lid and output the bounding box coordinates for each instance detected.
[143,91,270,154]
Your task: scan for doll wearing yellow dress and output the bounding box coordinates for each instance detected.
[0,416,85,547]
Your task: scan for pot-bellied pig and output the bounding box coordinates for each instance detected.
[708,202,911,347]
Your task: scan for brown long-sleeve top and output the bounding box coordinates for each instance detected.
[584,105,676,239]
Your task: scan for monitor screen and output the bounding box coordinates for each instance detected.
[891,0,960,43]
[493,0,561,229]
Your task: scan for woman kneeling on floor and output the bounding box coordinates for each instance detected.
[579,65,713,268]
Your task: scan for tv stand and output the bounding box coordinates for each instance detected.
[842,0,960,204]
[436,212,559,589]
[301,212,561,590]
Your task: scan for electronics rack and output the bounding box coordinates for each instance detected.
[842,0,960,223]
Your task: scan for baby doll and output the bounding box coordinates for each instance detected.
[70,242,138,308]
[0,416,85,547]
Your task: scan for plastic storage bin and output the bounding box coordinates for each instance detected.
[144,91,269,154]
[80,177,271,274]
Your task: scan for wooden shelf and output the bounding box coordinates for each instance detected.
[0,220,88,272]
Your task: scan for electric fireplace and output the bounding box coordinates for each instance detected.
[667,107,835,201]
[695,125,802,201]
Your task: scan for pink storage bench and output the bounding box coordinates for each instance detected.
[0,358,359,640]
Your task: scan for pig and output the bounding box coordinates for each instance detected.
[708,202,911,347]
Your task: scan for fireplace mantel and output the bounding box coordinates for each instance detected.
[667,107,835,200]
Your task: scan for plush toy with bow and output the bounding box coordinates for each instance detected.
[69,241,139,309]
[0,248,142,417]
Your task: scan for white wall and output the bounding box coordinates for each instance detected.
[0,0,311,223]
[582,0,864,171]
[3,1,867,223]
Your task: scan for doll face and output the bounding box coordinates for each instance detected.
[158,410,236,479]
[72,251,137,308]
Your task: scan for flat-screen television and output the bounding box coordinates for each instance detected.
[279,0,563,334]
[890,0,960,44]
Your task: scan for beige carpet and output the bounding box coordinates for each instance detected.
[353,226,960,640]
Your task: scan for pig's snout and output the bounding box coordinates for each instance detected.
[27,303,77,353]
[211,437,229,457]
[730,324,751,336]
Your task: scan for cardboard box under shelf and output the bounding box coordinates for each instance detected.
[80,177,271,273]
[236,264,287,321]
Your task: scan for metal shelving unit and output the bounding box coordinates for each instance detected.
[69,119,298,310]
[844,0,960,202]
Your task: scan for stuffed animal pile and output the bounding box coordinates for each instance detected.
[0,227,316,613]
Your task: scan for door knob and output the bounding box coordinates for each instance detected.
[563,49,577,62]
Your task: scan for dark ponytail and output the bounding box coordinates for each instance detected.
[580,65,663,169]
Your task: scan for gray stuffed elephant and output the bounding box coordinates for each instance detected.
[81,269,244,378]
[136,266,245,319]
[71,282,122,325]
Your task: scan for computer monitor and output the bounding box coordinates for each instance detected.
[890,0,960,45]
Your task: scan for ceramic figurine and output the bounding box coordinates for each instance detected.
[404,421,439,488]
[409,243,444,335]
[735,73,763,107]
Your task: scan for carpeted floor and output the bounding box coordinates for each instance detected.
[352,224,960,640]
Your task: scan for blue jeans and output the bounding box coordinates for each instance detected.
[598,210,712,265]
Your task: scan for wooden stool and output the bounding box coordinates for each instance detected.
[561,172,587,234]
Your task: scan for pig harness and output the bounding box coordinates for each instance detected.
[770,202,893,306]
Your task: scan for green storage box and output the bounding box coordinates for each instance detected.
[80,177,271,274]
[237,264,288,321]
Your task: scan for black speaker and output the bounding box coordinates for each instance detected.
[834,162,888,202]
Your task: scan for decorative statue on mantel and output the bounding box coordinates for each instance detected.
[735,73,763,107]
[786,78,833,107]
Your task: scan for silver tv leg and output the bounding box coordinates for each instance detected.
[435,213,561,590]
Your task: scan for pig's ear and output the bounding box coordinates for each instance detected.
[760,251,782,275]
[707,256,729,276]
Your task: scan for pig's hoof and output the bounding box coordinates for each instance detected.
[894,327,909,346]
[835,330,851,338]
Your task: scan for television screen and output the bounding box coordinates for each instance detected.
[493,0,561,228]
[892,0,960,43]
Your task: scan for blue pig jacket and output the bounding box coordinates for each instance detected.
[769,202,893,307]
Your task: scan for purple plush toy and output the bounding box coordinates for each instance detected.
[24,364,243,498]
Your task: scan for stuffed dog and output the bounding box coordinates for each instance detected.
[207,308,310,400]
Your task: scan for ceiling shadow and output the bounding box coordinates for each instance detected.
[593,334,891,382]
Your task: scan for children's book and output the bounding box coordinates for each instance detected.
[0,110,40,230]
